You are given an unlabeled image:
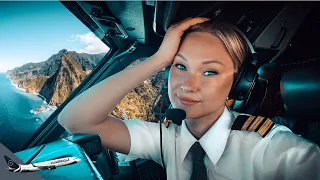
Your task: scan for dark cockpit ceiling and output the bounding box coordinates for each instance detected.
[63,1,286,43]
[61,1,315,64]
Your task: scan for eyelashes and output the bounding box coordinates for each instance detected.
[174,63,218,76]
[175,64,186,71]
[204,71,217,76]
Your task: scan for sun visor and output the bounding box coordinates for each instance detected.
[77,1,128,39]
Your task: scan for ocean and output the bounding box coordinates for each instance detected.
[0,73,55,152]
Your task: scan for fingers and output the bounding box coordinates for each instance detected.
[174,17,193,26]
[177,17,210,31]
[169,17,210,30]
[170,17,191,27]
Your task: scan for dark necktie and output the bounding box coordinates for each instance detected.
[190,142,208,180]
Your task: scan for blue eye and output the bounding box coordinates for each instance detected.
[175,64,186,71]
[204,70,217,76]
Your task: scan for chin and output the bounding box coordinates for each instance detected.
[185,110,206,119]
[171,102,201,119]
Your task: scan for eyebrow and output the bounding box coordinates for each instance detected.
[176,53,225,66]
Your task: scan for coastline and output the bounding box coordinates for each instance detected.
[5,74,57,114]
[9,78,27,92]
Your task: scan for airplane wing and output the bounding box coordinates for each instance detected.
[45,166,56,170]
[37,165,56,170]
[31,163,56,170]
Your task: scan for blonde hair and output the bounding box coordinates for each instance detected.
[182,21,248,73]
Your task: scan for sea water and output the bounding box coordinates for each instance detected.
[0,73,55,152]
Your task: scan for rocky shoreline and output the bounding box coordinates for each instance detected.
[9,78,57,114]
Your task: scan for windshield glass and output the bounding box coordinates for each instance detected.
[0,1,109,152]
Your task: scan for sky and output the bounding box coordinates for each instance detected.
[0,1,110,72]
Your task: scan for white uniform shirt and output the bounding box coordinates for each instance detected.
[117,107,320,180]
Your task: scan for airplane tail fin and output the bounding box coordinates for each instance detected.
[4,156,19,169]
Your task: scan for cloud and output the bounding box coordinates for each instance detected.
[69,32,110,54]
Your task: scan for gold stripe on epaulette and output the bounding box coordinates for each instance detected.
[257,120,272,137]
[248,116,264,132]
[241,116,256,131]
[257,118,274,137]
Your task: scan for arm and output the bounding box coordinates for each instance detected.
[58,53,167,154]
[58,17,210,155]
[117,120,166,164]
[58,53,167,132]
[262,126,320,180]
[281,135,320,180]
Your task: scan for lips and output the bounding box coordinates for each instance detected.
[177,95,200,106]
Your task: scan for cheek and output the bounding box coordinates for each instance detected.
[202,75,234,101]
[168,69,187,106]
[169,68,186,89]
[168,71,177,98]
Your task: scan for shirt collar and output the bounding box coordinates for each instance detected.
[179,106,234,165]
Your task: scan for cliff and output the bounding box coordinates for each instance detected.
[109,59,170,122]
[39,53,88,106]
[6,49,105,106]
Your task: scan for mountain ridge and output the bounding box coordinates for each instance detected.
[6,49,105,106]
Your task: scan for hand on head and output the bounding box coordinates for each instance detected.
[155,17,210,66]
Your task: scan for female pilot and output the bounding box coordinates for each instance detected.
[58,17,320,180]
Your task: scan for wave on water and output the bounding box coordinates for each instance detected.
[9,79,27,92]
[30,105,56,115]
[29,100,57,115]
[7,76,57,115]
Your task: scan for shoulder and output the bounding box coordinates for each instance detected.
[229,113,320,164]
[231,113,276,138]
[230,112,320,150]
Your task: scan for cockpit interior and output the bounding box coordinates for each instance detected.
[7,1,320,179]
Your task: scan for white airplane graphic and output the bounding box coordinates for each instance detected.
[4,155,81,172]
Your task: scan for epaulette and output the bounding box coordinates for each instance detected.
[231,115,275,138]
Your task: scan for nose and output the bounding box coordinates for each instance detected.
[181,74,199,92]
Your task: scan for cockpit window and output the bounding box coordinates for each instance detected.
[0,1,109,152]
